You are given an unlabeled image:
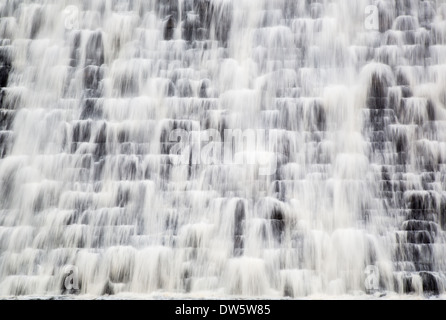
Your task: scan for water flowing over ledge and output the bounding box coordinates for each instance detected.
[0,0,445,298]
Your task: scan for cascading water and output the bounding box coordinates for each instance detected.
[0,0,445,298]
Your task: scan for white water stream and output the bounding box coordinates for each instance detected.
[0,0,445,298]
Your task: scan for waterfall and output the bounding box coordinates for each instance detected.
[0,0,445,298]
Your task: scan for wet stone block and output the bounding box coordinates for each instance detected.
[211,1,233,45]
[69,32,82,68]
[414,263,433,272]
[120,159,138,181]
[85,32,105,66]
[271,206,285,242]
[396,70,410,86]
[199,79,210,98]
[102,280,115,296]
[395,244,434,266]
[313,101,326,131]
[234,201,245,236]
[400,86,412,98]
[396,152,407,165]
[405,231,434,244]
[418,2,436,27]
[420,272,440,295]
[0,140,10,158]
[94,143,107,161]
[29,8,42,39]
[404,31,416,45]
[0,109,14,131]
[381,168,391,183]
[93,159,105,181]
[115,73,139,97]
[94,124,107,144]
[394,15,417,31]
[406,193,430,211]
[167,81,176,97]
[371,131,386,143]
[234,201,245,256]
[426,100,436,121]
[195,0,211,28]
[83,66,102,91]
[0,89,4,108]
[116,187,130,207]
[421,173,435,190]
[80,99,103,120]
[72,121,92,143]
[380,180,392,193]
[108,265,133,284]
[0,47,12,67]
[367,98,388,110]
[176,79,193,97]
[369,74,389,98]
[407,210,437,222]
[183,13,201,42]
[164,16,176,40]
[395,134,408,153]
[403,220,439,234]
[117,129,129,144]
[234,236,244,257]
[0,66,10,88]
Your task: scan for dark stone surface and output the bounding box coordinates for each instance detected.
[234,200,245,256]
[85,32,105,66]
[72,121,92,143]
[80,99,103,120]
[369,74,389,99]
[164,16,176,40]
[0,66,10,88]
[0,109,14,131]
[420,272,440,295]
[94,123,108,144]
[271,206,285,242]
